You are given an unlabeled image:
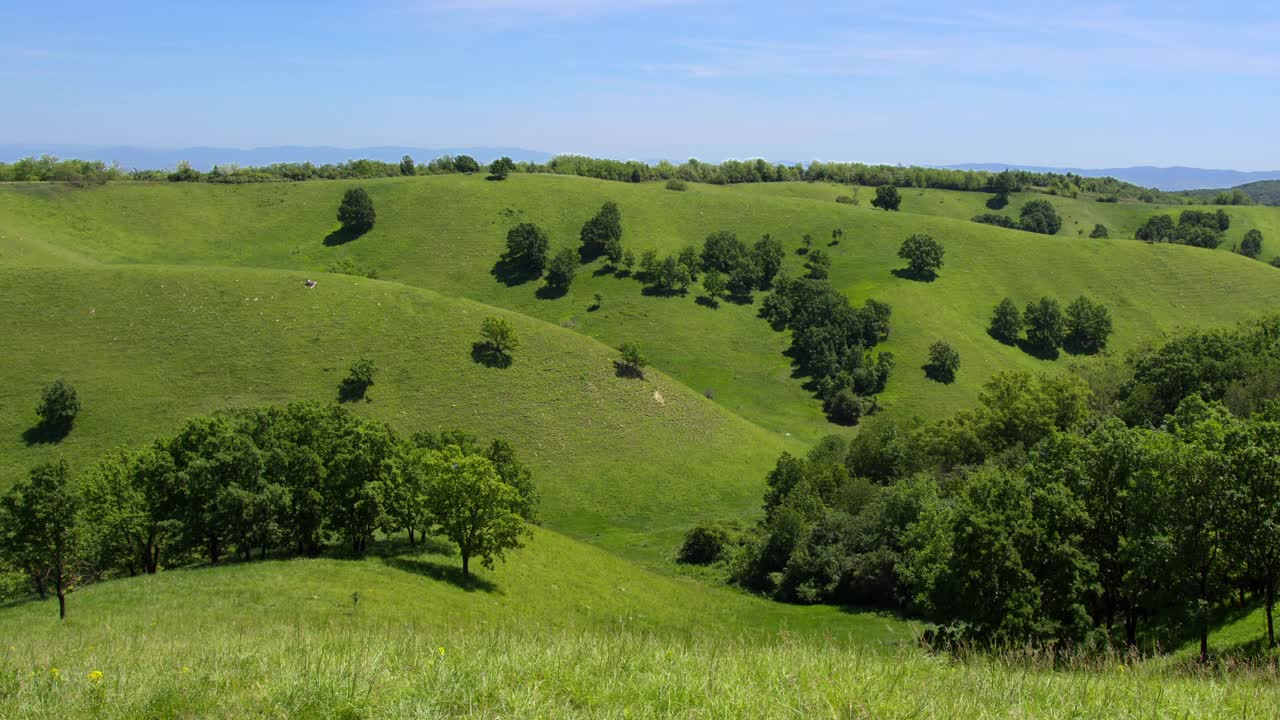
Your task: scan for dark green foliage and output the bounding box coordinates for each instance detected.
[1136,211,1227,249]
[804,249,831,280]
[579,202,622,260]
[989,298,1023,345]
[1090,223,1109,238]
[545,247,579,291]
[677,523,736,564]
[1135,214,1176,243]
[336,188,376,232]
[503,223,551,277]
[896,233,944,279]
[824,389,863,425]
[477,316,519,365]
[1272,256,1280,268]
[651,255,693,293]
[36,379,80,434]
[326,258,378,279]
[871,184,901,211]
[751,234,785,287]
[453,155,481,173]
[665,178,687,191]
[488,156,516,180]
[700,230,750,275]
[1064,296,1112,354]
[701,270,727,303]
[835,194,856,204]
[1241,229,1264,258]
[1024,297,1065,356]
[340,358,377,401]
[616,342,647,379]
[1018,199,1062,235]
[971,213,1018,229]
[0,461,82,618]
[925,341,960,383]
[399,155,415,176]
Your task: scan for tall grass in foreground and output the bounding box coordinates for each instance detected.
[3,623,1279,718]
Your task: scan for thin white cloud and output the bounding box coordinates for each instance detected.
[424,0,693,19]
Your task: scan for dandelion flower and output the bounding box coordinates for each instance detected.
[181,666,192,673]
[88,670,103,682]
[49,667,61,680]
[1117,665,1125,673]
[437,647,446,657]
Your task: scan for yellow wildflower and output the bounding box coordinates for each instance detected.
[49,667,61,680]
[1117,665,1125,673]
[437,647,446,657]
[88,670,103,682]
[181,666,192,673]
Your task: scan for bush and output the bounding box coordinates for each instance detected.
[989,298,1023,345]
[897,233,945,279]
[1271,256,1280,268]
[479,317,519,358]
[37,379,80,430]
[925,341,960,383]
[825,389,863,425]
[326,258,378,278]
[616,343,647,378]
[1089,224,1109,239]
[1064,296,1112,354]
[835,194,857,205]
[504,223,551,277]
[488,156,515,180]
[1018,199,1061,235]
[340,358,377,401]
[1241,229,1264,259]
[337,188,376,232]
[871,184,901,211]
[454,155,481,173]
[677,524,735,564]
[971,213,1018,229]
[665,178,687,191]
[545,248,579,291]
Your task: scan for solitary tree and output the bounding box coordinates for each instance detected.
[1064,296,1113,354]
[989,298,1023,345]
[897,233,945,279]
[488,156,516,180]
[424,451,528,576]
[503,223,551,277]
[337,188,376,232]
[545,247,579,291]
[1018,199,1062,235]
[580,201,622,260]
[1242,229,1264,259]
[1090,224,1109,239]
[340,358,377,401]
[872,184,902,211]
[36,379,80,435]
[0,462,82,619]
[454,155,481,173]
[925,340,961,383]
[617,342,647,378]
[1024,297,1066,356]
[479,317,519,360]
[399,154,415,176]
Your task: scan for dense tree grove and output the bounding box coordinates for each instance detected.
[761,277,893,423]
[0,403,538,612]
[712,318,1280,657]
[1018,199,1063,235]
[1136,209,1230,248]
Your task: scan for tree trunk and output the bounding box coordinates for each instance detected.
[57,591,66,620]
[1124,610,1138,649]
[1200,623,1209,664]
[408,528,415,546]
[1267,584,1276,649]
[462,552,470,576]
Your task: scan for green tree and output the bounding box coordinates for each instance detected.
[678,523,735,565]
[896,233,944,279]
[824,389,863,425]
[341,357,377,401]
[1064,296,1113,354]
[989,298,1023,345]
[604,237,624,266]
[424,450,529,576]
[453,155,481,173]
[479,316,519,359]
[336,188,376,232]
[544,247,579,291]
[1024,297,1065,356]
[752,234,785,287]
[325,419,397,554]
[488,156,515,180]
[871,184,901,211]
[79,446,180,576]
[925,340,960,383]
[36,379,80,435]
[804,249,831,279]
[701,270,727,303]
[1241,229,1264,258]
[580,201,622,260]
[622,249,636,273]
[1018,199,1062,235]
[700,230,750,275]
[617,342,647,378]
[1089,223,1109,239]
[502,223,551,277]
[0,462,83,619]
[399,154,415,176]
[1135,214,1175,243]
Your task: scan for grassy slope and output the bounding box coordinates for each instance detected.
[736,181,1280,257]
[3,176,1279,437]
[0,264,800,561]
[2,529,1275,719]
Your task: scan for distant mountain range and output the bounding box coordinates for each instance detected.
[945,163,1280,192]
[0,144,555,171]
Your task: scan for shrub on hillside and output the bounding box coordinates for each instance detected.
[1018,199,1062,235]
[897,233,945,279]
[36,379,80,434]
[871,184,901,211]
[665,178,688,191]
[1064,296,1112,354]
[340,358,377,401]
[1241,229,1264,259]
[989,298,1023,345]
[337,188,376,232]
[925,341,960,383]
[972,213,1019,229]
[503,223,551,278]
[1089,224,1109,238]
[677,523,738,565]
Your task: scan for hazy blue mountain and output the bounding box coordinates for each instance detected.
[0,144,555,171]
[946,163,1280,191]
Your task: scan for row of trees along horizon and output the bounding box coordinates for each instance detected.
[0,400,539,619]
[1,152,1257,205]
[682,315,1280,663]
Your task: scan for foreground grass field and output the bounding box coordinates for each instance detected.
[3,528,1277,719]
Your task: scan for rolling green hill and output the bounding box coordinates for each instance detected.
[3,526,1274,719]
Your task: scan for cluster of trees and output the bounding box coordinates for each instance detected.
[0,402,538,618]
[636,230,786,302]
[971,199,1063,235]
[989,296,1113,357]
[0,156,119,185]
[761,277,893,424]
[696,318,1280,658]
[1135,209,1230,248]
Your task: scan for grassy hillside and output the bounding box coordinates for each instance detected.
[0,264,802,561]
[3,176,1280,440]
[3,527,1275,718]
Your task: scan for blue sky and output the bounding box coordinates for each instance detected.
[3,0,1279,168]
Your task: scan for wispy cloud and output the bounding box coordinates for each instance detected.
[423,0,693,20]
